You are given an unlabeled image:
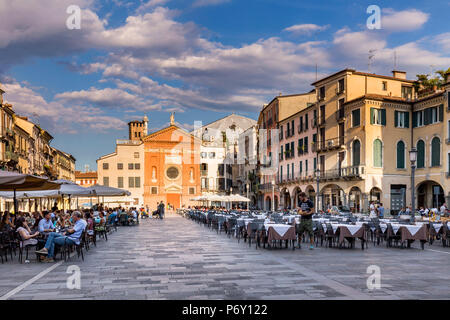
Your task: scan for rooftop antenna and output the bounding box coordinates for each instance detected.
[368,50,376,73]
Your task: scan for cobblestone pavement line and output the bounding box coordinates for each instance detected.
[1,214,449,300]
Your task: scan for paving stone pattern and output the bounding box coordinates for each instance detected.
[1,214,449,300]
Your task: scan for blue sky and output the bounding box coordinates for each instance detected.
[0,0,449,171]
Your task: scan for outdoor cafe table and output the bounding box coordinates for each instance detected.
[386,223,428,248]
[323,223,366,248]
[263,223,296,242]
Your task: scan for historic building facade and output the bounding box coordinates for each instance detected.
[0,85,76,179]
[256,92,316,210]
[143,115,201,210]
[263,69,449,214]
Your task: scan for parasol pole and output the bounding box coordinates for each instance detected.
[13,188,17,214]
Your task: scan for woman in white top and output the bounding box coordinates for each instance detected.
[15,217,40,248]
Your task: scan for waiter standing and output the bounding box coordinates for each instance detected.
[297,192,315,250]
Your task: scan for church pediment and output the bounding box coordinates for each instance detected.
[165,183,182,193]
[142,125,201,144]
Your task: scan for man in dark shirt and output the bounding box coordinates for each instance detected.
[297,192,315,250]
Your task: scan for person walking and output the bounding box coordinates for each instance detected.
[377,203,384,219]
[158,201,165,219]
[297,192,315,250]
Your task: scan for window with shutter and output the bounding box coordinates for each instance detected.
[304,137,308,153]
[439,104,443,122]
[353,140,361,166]
[417,140,425,168]
[394,111,399,127]
[431,137,440,167]
[396,141,405,169]
[405,111,409,128]
[424,108,431,125]
[412,112,417,128]
[381,109,386,126]
[373,139,382,167]
[305,114,308,130]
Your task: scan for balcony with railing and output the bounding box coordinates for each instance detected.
[318,116,326,126]
[336,108,345,121]
[316,137,344,152]
[319,165,365,181]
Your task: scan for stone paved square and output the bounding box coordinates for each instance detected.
[1,214,449,300]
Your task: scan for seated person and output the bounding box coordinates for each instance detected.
[15,217,42,249]
[85,212,94,236]
[0,212,15,232]
[36,211,87,263]
[38,211,55,235]
[31,211,43,232]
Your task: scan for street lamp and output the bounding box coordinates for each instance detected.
[246,183,249,210]
[316,169,320,213]
[271,179,275,212]
[409,148,417,221]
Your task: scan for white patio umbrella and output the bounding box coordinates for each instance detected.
[0,171,60,213]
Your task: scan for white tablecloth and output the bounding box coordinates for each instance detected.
[432,223,443,233]
[330,224,363,236]
[264,223,292,237]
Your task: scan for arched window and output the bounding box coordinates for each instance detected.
[431,137,440,167]
[373,139,382,167]
[190,167,194,180]
[352,140,360,166]
[396,141,405,169]
[152,166,157,180]
[417,140,425,168]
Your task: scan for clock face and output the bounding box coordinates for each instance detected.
[166,166,180,179]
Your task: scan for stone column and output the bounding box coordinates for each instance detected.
[362,193,368,214]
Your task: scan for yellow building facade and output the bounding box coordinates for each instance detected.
[308,69,449,213]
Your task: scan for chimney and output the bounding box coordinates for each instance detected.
[392,70,407,80]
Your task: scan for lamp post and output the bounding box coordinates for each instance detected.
[409,148,417,221]
[316,169,320,213]
[230,186,233,210]
[246,183,249,210]
[271,179,275,212]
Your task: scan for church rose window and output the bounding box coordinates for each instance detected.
[166,166,180,179]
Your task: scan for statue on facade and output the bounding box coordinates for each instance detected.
[170,112,175,125]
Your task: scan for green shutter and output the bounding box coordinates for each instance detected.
[370,108,374,124]
[373,139,382,167]
[431,137,440,166]
[417,140,425,168]
[353,140,360,166]
[397,141,405,169]
[304,137,308,153]
[412,111,417,128]
[394,111,398,127]
[439,104,444,122]
[405,111,409,128]
[381,109,386,126]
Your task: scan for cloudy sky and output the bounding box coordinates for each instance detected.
[0,0,449,170]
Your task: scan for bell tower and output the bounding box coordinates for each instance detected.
[128,115,149,141]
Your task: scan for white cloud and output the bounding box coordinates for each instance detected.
[192,0,231,8]
[2,80,126,133]
[284,24,329,35]
[381,8,429,32]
